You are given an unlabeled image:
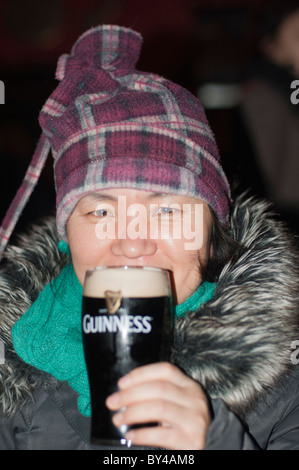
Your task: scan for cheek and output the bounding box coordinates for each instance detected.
[67,224,104,284]
[171,253,201,304]
[161,224,210,263]
[159,222,211,302]
[159,237,200,277]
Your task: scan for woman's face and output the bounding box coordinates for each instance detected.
[67,189,213,304]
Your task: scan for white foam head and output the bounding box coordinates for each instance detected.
[83,266,171,298]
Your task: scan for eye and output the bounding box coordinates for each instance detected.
[92,209,109,217]
[88,205,115,218]
[158,207,174,215]
[155,206,181,216]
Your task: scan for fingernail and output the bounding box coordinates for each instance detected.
[106,392,120,407]
[112,411,123,425]
[118,375,131,388]
[125,430,135,441]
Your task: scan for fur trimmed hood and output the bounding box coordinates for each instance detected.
[0,194,299,419]
[173,195,299,418]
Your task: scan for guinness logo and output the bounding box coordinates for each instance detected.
[104,290,122,314]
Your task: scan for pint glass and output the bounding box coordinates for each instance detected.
[82,266,174,446]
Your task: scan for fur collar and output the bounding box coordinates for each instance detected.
[173,195,299,418]
[1,195,299,418]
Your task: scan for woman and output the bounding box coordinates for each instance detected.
[0,25,299,450]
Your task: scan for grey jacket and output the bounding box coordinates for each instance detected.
[1,194,299,450]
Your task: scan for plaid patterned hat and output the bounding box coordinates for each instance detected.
[0,25,230,254]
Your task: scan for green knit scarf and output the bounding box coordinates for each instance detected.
[12,255,216,417]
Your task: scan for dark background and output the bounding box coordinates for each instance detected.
[0,0,298,235]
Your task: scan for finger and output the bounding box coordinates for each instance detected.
[107,379,195,411]
[112,400,190,427]
[106,378,207,414]
[125,425,206,450]
[112,398,209,439]
[117,362,195,390]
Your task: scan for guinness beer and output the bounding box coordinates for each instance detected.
[82,266,174,446]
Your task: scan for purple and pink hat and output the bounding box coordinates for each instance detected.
[0,25,230,255]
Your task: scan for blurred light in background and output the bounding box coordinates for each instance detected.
[197,83,242,109]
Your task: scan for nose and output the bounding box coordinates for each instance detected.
[111,237,157,259]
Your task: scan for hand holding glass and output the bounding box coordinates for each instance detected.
[82,266,174,446]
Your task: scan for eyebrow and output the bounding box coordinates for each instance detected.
[148,192,169,199]
[86,192,119,202]
[148,192,183,202]
[86,191,170,202]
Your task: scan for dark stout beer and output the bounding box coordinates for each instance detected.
[81,266,173,446]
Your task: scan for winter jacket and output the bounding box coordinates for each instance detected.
[0,194,299,450]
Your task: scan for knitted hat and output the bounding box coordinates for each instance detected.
[0,25,230,255]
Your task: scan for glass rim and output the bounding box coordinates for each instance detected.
[85,265,171,275]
